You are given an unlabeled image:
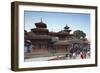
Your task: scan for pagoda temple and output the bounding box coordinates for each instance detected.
[24,20,90,59]
[31,19,49,35]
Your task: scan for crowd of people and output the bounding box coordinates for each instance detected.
[65,46,90,59]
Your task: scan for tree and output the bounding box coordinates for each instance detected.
[73,30,86,39]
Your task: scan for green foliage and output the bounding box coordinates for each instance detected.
[73,30,86,39]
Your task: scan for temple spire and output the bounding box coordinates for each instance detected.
[64,24,69,30]
[41,17,43,22]
[35,17,47,28]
